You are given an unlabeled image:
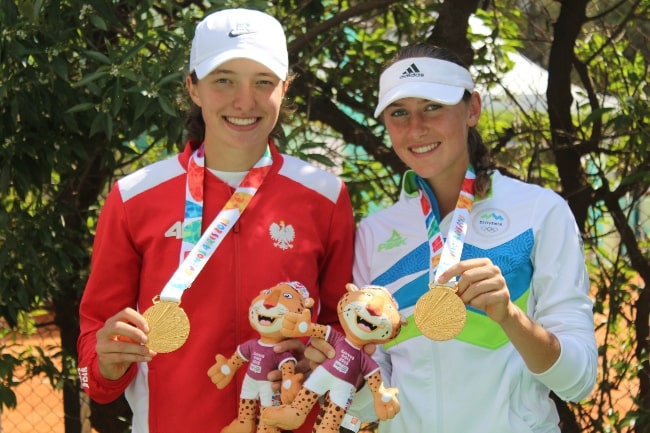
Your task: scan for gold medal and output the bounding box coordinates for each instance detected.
[142,298,190,353]
[414,283,466,341]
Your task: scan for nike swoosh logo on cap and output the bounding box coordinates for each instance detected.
[229,29,255,37]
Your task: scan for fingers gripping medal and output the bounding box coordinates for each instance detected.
[142,298,190,353]
[413,166,475,341]
[414,283,466,341]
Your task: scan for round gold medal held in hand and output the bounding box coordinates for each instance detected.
[142,299,190,353]
[414,283,466,341]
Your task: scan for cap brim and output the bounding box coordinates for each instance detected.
[374,82,466,118]
[194,49,287,81]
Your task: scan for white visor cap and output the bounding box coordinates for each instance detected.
[189,8,288,81]
[374,57,474,117]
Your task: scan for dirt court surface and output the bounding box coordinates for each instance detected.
[1,316,97,433]
[2,324,62,433]
[1,375,67,433]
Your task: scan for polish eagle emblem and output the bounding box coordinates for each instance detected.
[269,221,295,250]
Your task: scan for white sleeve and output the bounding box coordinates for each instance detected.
[529,193,597,401]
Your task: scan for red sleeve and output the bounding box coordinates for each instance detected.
[77,144,193,403]
[77,182,141,403]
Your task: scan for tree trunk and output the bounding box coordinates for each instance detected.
[54,294,82,433]
[546,0,592,229]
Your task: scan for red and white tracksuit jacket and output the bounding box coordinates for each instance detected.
[77,141,355,433]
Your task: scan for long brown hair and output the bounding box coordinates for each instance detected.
[385,43,494,197]
[183,71,297,150]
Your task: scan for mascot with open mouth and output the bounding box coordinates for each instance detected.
[207,281,313,433]
[261,283,404,433]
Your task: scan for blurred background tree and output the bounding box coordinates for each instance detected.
[1,0,648,432]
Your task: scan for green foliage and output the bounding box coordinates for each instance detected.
[1,0,189,324]
[0,0,197,417]
[0,351,19,410]
[1,0,648,431]
[0,310,64,412]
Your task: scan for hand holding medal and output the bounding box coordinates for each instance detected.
[413,167,475,341]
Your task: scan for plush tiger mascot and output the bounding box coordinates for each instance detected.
[207,281,313,433]
[261,283,404,433]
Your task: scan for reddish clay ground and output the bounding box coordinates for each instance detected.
[1,375,67,433]
[1,314,97,433]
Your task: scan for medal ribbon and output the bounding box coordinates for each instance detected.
[420,166,476,284]
[160,144,273,302]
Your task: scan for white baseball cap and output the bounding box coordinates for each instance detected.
[189,8,289,81]
[374,57,474,117]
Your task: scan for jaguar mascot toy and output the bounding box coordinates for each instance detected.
[261,283,404,433]
[207,281,313,433]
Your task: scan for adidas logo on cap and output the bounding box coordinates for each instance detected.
[400,63,424,79]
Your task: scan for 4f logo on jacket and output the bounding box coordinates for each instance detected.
[166,220,297,250]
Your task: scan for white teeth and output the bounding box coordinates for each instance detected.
[411,143,438,154]
[227,117,257,126]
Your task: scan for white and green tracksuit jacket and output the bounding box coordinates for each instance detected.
[348,170,597,433]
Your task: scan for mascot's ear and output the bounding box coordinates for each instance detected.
[304,297,315,309]
[345,283,360,293]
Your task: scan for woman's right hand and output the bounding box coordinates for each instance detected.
[95,308,156,380]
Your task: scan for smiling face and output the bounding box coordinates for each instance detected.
[381,94,481,188]
[338,284,403,346]
[249,283,309,343]
[186,58,287,171]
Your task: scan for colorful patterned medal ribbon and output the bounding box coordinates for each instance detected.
[162,143,272,302]
[414,166,475,341]
[143,144,272,353]
[420,166,476,283]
